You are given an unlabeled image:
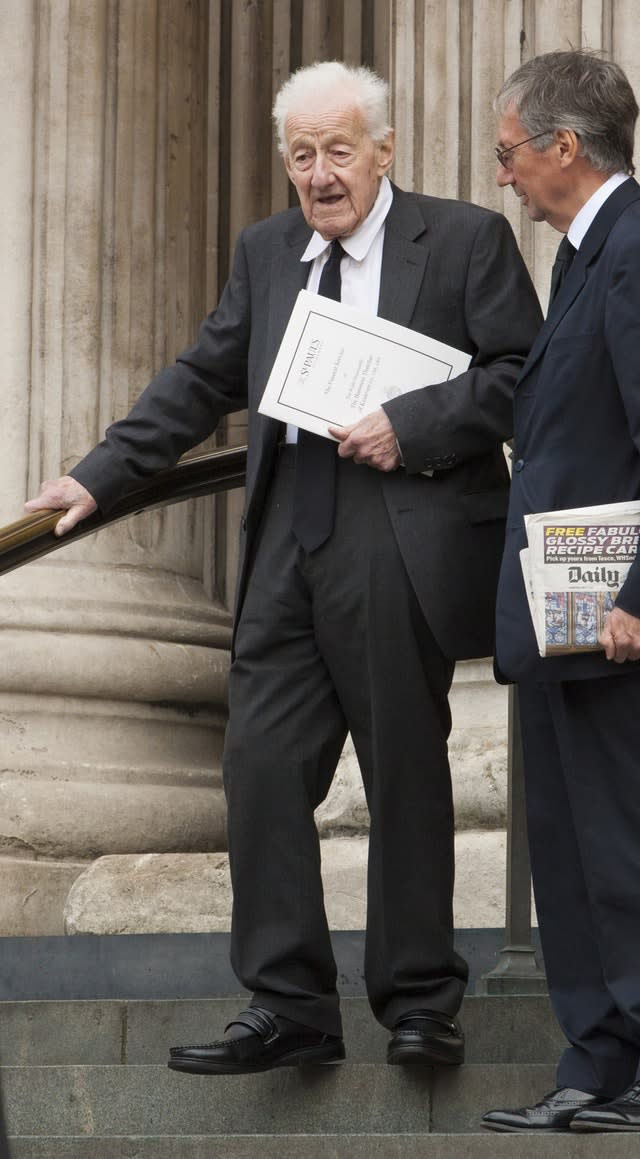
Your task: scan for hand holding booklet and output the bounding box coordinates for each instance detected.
[258,290,471,437]
[520,500,640,655]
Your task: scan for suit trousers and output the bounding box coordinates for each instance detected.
[222,446,467,1036]
[518,673,640,1096]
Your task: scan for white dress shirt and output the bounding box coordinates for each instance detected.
[286,175,393,442]
[567,172,629,249]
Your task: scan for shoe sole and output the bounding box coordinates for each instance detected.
[481,1123,571,1133]
[387,1044,463,1067]
[571,1122,640,1132]
[168,1044,346,1075]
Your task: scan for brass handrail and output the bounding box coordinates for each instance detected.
[0,444,247,577]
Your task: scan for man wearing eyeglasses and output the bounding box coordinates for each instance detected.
[483,50,640,1134]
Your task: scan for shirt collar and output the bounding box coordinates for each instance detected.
[301,175,393,263]
[567,172,630,249]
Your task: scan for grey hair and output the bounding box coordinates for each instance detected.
[495,50,638,176]
[272,61,391,154]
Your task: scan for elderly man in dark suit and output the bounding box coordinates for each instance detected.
[482,51,640,1134]
[26,61,541,1074]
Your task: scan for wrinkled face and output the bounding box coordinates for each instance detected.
[283,102,394,240]
[496,108,561,226]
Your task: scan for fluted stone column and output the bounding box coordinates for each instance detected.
[0,0,228,934]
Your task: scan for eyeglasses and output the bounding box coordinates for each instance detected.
[494,130,554,169]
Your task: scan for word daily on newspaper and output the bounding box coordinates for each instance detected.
[521,500,640,655]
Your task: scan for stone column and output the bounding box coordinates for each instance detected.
[0,0,229,934]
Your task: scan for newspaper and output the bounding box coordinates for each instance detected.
[258,289,471,438]
[521,500,640,655]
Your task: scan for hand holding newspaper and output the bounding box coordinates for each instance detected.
[521,500,640,655]
[258,290,470,436]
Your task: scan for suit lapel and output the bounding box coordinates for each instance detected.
[518,177,640,386]
[266,187,430,340]
[267,214,312,358]
[253,213,311,461]
[378,187,430,325]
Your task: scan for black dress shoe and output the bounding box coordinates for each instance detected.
[167,1006,345,1075]
[387,1009,464,1066]
[571,1079,640,1131]
[482,1087,606,1132]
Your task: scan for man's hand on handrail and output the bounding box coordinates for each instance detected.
[0,446,247,578]
[24,476,98,537]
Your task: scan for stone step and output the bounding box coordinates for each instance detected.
[1,994,564,1066]
[2,1063,556,1136]
[0,931,540,1003]
[8,1135,640,1159]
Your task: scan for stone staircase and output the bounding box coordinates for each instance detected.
[1,994,637,1156]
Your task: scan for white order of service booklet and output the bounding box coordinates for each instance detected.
[258,290,471,438]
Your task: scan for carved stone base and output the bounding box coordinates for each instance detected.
[0,560,232,933]
[0,857,86,936]
[63,830,515,935]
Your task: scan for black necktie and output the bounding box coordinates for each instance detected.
[549,235,576,304]
[291,239,344,552]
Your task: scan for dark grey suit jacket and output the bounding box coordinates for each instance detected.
[72,184,542,660]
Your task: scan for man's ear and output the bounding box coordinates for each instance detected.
[556,128,581,167]
[376,130,395,177]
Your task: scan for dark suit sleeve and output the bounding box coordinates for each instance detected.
[383,212,542,473]
[70,231,253,512]
[603,230,640,617]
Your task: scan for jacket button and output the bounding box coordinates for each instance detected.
[513,459,525,472]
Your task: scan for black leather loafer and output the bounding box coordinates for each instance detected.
[387,1009,464,1066]
[572,1080,640,1131]
[167,1006,345,1075]
[482,1087,606,1132]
